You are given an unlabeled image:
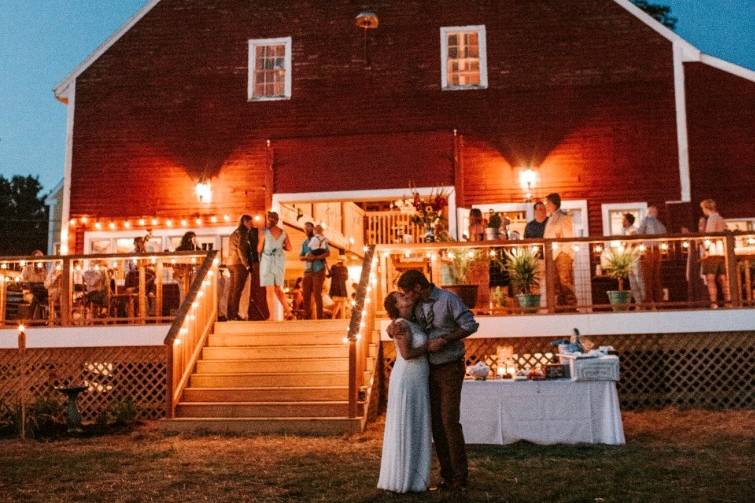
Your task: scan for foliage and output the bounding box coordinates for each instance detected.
[631,0,677,30]
[445,248,481,284]
[503,247,541,294]
[486,210,502,230]
[603,247,639,290]
[394,186,448,229]
[0,175,49,254]
[0,396,66,438]
[111,398,138,426]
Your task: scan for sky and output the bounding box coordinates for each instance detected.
[1,0,753,196]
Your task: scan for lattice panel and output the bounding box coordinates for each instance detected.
[0,346,168,422]
[380,331,754,410]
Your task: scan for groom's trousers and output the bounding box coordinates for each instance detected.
[429,359,468,487]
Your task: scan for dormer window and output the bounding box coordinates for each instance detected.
[248,37,292,101]
[440,25,487,90]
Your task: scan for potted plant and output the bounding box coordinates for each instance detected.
[485,211,502,241]
[503,247,541,312]
[602,247,639,311]
[441,248,481,309]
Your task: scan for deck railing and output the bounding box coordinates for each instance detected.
[373,231,755,315]
[366,211,424,245]
[0,251,211,328]
[163,251,218,417]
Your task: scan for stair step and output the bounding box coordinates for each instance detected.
[159,417,361,435]
[196,357,349,374]
[182,386,349,402]
[190,372,349,388]
[175,401,364,418]
[208,332,348,347]
[202,345,347,360]
[214,319,349,335]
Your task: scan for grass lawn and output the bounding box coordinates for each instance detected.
[1,409,753,503]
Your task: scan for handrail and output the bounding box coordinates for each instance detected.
[164,250,218,418]
[347,245,376,418]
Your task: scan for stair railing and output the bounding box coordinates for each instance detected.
[347,245,377,418]
[164,250,218,417]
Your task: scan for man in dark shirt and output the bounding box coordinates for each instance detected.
[523,201,548,238]
[227,215,252,320]
[247,216,269,320]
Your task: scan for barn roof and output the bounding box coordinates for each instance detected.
[53,0,754,102]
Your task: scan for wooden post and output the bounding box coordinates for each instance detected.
[724,233,741,307]
[138,265,147,323]
[348,338,358,418]
[155,261,164,320]
[544,240,557,313]
[60,258,71,325]
[18,326,26,439]
[0,274,6,326]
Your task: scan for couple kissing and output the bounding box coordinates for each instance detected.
[378,269,479,495]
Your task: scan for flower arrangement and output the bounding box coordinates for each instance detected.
[394,186,449,229]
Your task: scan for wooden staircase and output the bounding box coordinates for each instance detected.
[162,319,376,434]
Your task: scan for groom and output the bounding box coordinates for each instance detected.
[388,269,479,493]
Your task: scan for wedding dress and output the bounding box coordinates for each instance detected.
[377,319,432,493]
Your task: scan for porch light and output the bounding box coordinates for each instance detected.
[195,179,213,204]
[519,168,538,200]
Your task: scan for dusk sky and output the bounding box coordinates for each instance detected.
[1,0,754,195]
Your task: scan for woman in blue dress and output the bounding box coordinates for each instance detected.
[257,211,294,320]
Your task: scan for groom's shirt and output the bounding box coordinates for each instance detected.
[414,285,479,366]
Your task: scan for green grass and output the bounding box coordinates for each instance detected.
[0,409,753,503]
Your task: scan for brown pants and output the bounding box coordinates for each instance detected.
[429,359,468,488]
[555,253,577,308]
[641,249,663,304]
[302,270,325,319]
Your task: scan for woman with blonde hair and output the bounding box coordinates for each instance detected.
[258,211,294,319]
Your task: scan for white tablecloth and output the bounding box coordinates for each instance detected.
[460,379,625,445]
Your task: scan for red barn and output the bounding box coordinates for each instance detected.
[53,0,755,257]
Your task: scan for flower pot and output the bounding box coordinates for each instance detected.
[442,284,479,309]
[607,290,631,311]
[516,293,541,313]
[484,228,499,241]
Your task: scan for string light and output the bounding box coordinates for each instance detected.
[95,222,102,230]
[151,218,159,226]
[165,219,173,227]
[195,218,202,225]
[181,219,188,227]
[80,216,89,224]
[223,214,231,222]
[108,222,116,230]
[124,221,131,229]
[138,218,146,226]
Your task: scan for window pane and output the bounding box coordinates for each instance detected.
[274,81,284,96]
[448,34,458,46]
[274,44,285,57]
[255,82,266,96]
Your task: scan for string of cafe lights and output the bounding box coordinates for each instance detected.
[66,213,267,231]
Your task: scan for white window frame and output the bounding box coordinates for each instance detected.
[440,25,488,91]
[247,36,292,102]
[601,202,648,236]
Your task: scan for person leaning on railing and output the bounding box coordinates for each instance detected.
[700,199,731,308]
[637,205,667,306]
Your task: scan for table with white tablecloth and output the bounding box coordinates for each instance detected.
[460,379,625,446]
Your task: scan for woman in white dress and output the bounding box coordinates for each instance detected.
[257,211,294,320]
[377,292,432,493]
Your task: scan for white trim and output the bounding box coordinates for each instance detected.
[601,202,648,236]
[247,37,292,101]
[0,325,168,349]
[612,0,699,60]
[673,43,692,202]
[53,0,162,99]
[560,199,589,236]
[59,83,76,254]
[472,202,533,221]
[699,54,755,83]
[273,186,458,240]
[440,25,488,90]
[45,179,64,255]
[83,226,236,254]
[380,309,755,341]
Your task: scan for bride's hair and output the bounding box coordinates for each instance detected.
[383,291,401,320]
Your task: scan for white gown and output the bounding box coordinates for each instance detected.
[377,319,432,493]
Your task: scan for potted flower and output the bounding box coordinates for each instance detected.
[485,211,502,241]
[503,247,541,312]
[441,248,481,309]
[602,247,639,311]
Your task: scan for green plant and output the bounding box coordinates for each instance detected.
[602,247,639,291]
[503,247,541,294]
[111,398,138,425]
[446,248,481,283]
[487,211,502,229]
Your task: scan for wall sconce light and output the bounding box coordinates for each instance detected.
[518,168,538,200]
[355,10,379,66]
[195,177,213,204]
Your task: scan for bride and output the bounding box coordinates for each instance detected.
[377,291,432,493]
